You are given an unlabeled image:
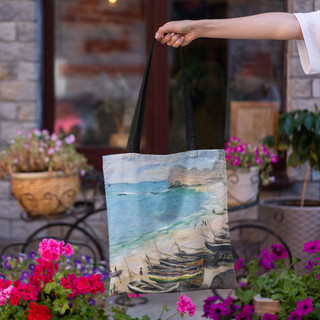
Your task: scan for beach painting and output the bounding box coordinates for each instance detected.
[103,150,237,296]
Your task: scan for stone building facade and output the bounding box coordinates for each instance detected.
[0,0,320,252]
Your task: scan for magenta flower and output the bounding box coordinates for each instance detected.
[177,294,195,316]
[288,311,303,320]
[225,154,233,162]
[202,296,219,318]
[253,146,259,157]
[255,157,262,165]
[231,156,241,166]
[295,297,313,316]
[303,239,320,254]
[55,139,62,147]
[228,137,241,143]
[317,274,320,280]
[305,258,320,269]
[238,281,248,289]
[235,304,254,320]
[270,154,278,163]
[209,303,229,319]
[225,147,234,154]
[234,257,245,270]
[263,313,277,320]
[270,244,288,260]
[235,145,245,152]
[48,147,54,155]
[259,248,275,270]
[128,293,144,298]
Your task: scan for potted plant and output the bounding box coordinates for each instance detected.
[0,128,90,216]
[231,240,320,319]
[261,106,320,269]
[224,137,278,206]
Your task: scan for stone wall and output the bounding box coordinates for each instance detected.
[0,0,40,149]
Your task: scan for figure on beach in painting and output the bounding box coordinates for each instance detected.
[103,150,237,296]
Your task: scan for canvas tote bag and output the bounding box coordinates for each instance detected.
[103,39,237,296]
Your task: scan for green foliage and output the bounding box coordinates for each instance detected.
[236,246,320,320]
[263,105,320,170]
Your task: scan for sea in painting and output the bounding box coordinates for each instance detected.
[103,150,236,296]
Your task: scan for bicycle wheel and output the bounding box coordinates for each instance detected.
[22,223,105,262]
[212,224,292,302]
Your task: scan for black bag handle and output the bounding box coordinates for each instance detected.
[126,38,198,153]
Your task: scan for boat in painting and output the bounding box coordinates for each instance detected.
[127,280,180,294]
[148,268,204,283]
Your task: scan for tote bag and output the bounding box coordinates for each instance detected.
[103,39,237,296]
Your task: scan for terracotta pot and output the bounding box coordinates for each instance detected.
[227,166,260,206]
[253,295,280,316]
[11,171,80,216]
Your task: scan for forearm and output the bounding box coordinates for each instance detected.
[192,13,303,40]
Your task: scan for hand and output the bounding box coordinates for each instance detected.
[155,20,197,47]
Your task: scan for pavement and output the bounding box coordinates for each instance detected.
[110,289,218,320]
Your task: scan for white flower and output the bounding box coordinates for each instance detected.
[45,157,49,163]
[32,128,41,137]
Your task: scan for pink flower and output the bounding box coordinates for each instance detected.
[263,313,277,320]
[231,157,240,166]
[80,170,86,177]
[16,130,23,135]
[177,294,195,316]
[225,147,234,154]
[64,243,73,256]
[48,147,54,155]
[235,145,244,153]
[270,244,288,260]
[228,137,241,143]
[288,311,303,320]
[271,154,278,163]
[51,133,58,141]
[255,157,262,165]
[65,134,76,144]
[238,281,248,288]
[55,139,62,147]
[32,128,41,136]
[295,297,313,316]
[234,257,244,270]
[225,154,233,162]
[39,147,44,152]
[42,129,50,136]
[317,274,320,280]
[253,147,259,157]
[24,143,29,149]
[303,239,320,254]
[26,132,32,139]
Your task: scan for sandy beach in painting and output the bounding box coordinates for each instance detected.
[103,150,236,296]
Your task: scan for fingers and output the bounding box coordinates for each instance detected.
[155,24,172,39]
[155,31,184,47]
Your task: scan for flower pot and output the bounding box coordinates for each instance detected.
[11,171,80,216]
[259,197,320,271]
[227,166,260,206]
[253,295,280,316]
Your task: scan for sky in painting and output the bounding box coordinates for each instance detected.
[103,150,224,184]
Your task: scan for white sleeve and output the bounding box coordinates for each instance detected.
[293,11,320,75]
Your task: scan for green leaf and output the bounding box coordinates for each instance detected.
[44,281,56,294]
[278,142,289,151]
[315,117,320,135]
[315,104,319,113]
[305,113,316,131]
[296,110,308,126]
[284,279,291,290]
[271,293,284,300]
[53,299,70,315]
[262,135,275,148]
[141,316,151,320]
[284,115,296,135]
[288,152,299,167]
[242,290,256,304]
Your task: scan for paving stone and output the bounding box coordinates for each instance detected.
[0,42,36,61]
[0,21,16,40]
[17,21,35,41]
[0,81,36,100]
